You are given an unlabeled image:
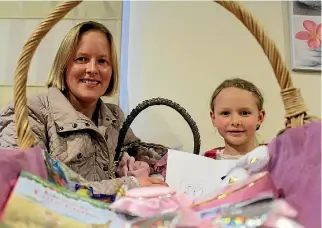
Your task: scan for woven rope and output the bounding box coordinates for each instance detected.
[14,1,81,149]
[215,0,319,131]
[13,0,319,149]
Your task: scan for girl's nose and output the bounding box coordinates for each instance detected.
[231,114,241,126]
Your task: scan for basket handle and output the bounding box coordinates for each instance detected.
[14,1,82,149]
[214,1,319,131]
[114,98,201,163]
[14,0,319,149]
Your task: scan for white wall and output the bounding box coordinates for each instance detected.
[126,1,321,153]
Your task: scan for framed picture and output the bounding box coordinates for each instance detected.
[289,1,321,72]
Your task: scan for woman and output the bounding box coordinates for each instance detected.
[0,21,167,194]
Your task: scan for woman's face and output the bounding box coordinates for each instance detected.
[65,30,113,105]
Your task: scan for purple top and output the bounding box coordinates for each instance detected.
[268,122,321,228]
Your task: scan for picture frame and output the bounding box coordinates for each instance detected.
[289,1,321,72]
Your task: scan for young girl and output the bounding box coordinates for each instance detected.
[205,78,266,160]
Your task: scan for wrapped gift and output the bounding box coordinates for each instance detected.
[192,196,303,228]
[110,186,193,218]
[42,150,70,188]
[192,171,278,211]
[128,212,180,228]
[44,150,121,204]
[0,171,125,228]
[0,147,48,213]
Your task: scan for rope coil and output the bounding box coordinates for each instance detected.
[281,88,308,118]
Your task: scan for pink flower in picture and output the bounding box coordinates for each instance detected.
[295,20,321,50]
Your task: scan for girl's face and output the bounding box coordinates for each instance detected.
[210,87,265,148]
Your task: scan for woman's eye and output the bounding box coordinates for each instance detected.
[98,59,107,64]
[75,57,87,62]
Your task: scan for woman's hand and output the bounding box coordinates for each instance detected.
[137,176,168,187]
[116,152,150,177]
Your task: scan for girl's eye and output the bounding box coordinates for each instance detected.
[241,111,250,116]
[221,111,230,116]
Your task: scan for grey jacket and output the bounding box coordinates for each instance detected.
[0,87,153,194]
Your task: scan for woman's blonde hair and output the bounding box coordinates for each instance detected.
[46,21,119,96]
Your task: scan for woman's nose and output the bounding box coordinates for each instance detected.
[86,59,98,74]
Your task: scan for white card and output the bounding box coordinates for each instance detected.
[165,149,237,198]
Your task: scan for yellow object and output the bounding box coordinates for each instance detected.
[115,183,127,199]
[250,157,258,163]
[228,176,238,184]
[76,189,90,197]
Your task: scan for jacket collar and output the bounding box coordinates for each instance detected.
[48,87,116,132]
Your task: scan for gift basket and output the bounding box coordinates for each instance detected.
[0,0,320,227]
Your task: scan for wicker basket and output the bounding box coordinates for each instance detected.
[115,98,201,163]
[13,0,319,155]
